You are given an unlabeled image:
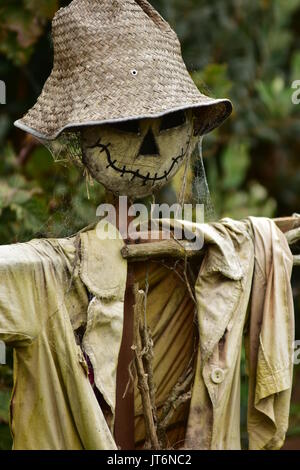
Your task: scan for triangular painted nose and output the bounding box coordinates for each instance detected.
[139,129,159,156]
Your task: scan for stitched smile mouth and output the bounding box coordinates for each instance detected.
[87,139,190,186]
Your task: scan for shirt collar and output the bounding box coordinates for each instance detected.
[79,223,127,301]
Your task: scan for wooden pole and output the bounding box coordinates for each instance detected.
[114,196,136,450]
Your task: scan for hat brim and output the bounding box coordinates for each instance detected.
[15,98,232,141]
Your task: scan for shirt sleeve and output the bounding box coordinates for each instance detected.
[0,240,68,346]
[246,217,294,450]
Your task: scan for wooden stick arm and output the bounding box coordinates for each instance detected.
[121,239,204,261]
[121,216,300,266]
[273,215,300,233]
[276,215,300,266]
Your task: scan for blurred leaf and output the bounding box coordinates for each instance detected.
[291,52,300,83]
[0,390,10,424]
[0,0,58,65]
[222,141,250,190]
[192,64,233,98]
[256,78,294,119]
[0,424,12,450]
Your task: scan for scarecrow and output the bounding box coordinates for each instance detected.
[0,0,299,450]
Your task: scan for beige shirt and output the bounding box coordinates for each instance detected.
[0,218,294,449]
[0,224,127,450]
[246,217,294,450]
[184,217,294,450]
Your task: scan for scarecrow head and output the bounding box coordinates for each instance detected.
[15,0,232,199]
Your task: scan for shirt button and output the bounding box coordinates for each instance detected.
[211,368,225,384]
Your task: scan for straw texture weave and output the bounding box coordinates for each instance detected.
[15,0,232,140]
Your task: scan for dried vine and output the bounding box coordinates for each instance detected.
[133,286,159,450]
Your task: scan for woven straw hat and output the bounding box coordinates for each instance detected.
[14,0,232,141]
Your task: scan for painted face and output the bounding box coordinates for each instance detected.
[81,109,195,198]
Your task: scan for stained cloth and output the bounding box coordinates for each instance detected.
[0,218,294,449]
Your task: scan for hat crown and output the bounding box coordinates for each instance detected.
[52,0,177,68]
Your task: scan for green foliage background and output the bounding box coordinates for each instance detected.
[0,0,299,449]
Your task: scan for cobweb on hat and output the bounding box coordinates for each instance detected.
[37,130,98,200]
[178,136,216,223]
[38,130,84,168]
[191,137,216,222]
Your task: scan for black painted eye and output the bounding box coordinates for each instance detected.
[109,120,141,134]
[160,110,186,132]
